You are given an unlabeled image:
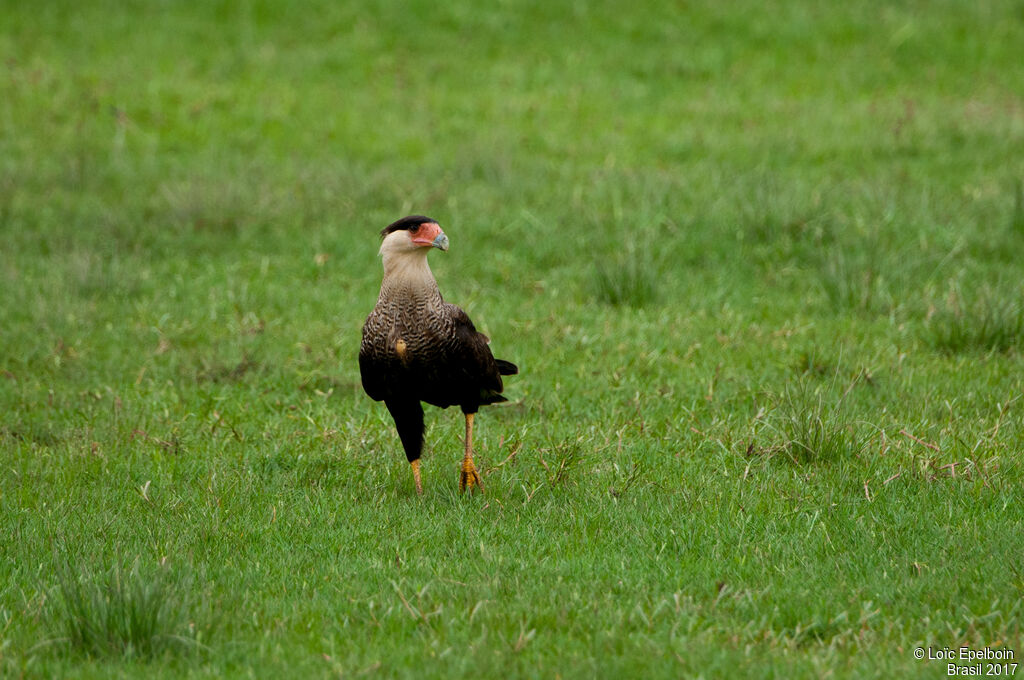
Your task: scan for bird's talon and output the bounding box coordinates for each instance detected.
[459,466,483,494]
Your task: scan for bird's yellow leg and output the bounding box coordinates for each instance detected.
[410,459,423,496]
[459,412,483,493]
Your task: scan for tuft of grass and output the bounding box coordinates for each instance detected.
[1,421,62,448]
[817,250,884,315]
[739,177,814,245]
[775,382,872,464]
[924,289,1024,355]
[593,253,658,308]
[1012,179,1024,236]
[538,439,586,486]
[47,562,204,660]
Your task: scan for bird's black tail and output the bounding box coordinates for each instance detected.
[495,359,518,376]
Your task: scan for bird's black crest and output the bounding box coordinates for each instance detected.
[380,215,437,239]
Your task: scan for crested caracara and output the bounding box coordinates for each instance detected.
[359,215,518,494]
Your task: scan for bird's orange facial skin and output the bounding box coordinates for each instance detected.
[410,222,444,247]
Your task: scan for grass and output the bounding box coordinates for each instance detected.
[48,561,207,660]
[775,378,874,465]
[1,0,1023,678]
[924,286,1024,354]
[593,252,659,308]
[1013,178,1024,236]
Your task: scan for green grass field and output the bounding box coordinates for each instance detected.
[2,1,1023,677]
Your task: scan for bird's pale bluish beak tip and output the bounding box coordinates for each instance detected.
[433,233,449,251]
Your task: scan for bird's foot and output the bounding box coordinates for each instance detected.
[459,459,483,494]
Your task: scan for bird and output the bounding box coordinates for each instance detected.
[359,215,518,495]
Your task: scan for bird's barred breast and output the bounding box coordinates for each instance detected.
[363,297,458,368]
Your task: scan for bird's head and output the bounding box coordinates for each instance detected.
[379,215,449,258]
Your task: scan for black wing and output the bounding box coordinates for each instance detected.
[358,351,384,401]
[359,319,390,402]
[445,304,514,409]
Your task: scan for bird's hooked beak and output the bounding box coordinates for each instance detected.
[411,221,449,251]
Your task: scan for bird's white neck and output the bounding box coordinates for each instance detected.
[379,250,440,300]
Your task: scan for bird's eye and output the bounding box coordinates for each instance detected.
[409,224,420,234]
